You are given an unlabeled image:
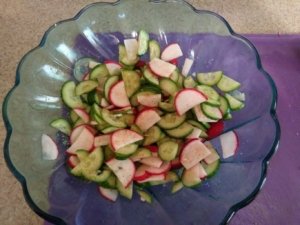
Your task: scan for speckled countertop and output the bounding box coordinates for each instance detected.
[0,1,299,225]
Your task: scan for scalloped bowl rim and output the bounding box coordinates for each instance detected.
[2,0,281,224]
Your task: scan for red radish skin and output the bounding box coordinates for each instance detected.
[161,43,183,61]
[171,158,182,169]
[98,187,118,202]
[67,155,80,168]
[66,127,94,155]
[144,162,171,175]
[74,108,90,123]
[106,158,135,188]
[140,157,163,168]
[94,135,110,147]
[145,145,159,153]
[180,139,211,169]
[207,120,224,139]
[175,89,207,116]
[104,60,122,76]
[149,58,176,78]
[135,109,161,132]
[134,165,151,181]
[109,81,131,108]
[220,130,239,159]
[169,58,178,65]
[111,129,143,151]
[137,173,166,183]
[41,134,59,160]
[135,60,146,69]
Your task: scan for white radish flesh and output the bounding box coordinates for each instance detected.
[220,131,239,159]
[41,134,59,160]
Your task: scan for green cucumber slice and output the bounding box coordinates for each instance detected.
[100,173,117,189]
[201,160,220,178]
[217,75,241,92]
[104,146,115,161]
[183,76,197,88]
[176,73,184,88]
[170,68,180,82]
[186,120,207,131]
[196,71,223,86]
[137,190,152,204]
[90,64,109,81]
[171,181,184,194]
[117,180,133,199]
[104,75,119,100]
[143,126,162,146]
[61,81,84,108]
[143,68,159,86]
[70,110,79,123]
[157,113,186,130]
[119,44,139,66]
[101,109,127,128]
[122,70,141,97]
[165,122,194,138]
[159,78,178,96]
[101,126,120,134]
[85,170,111,184]
[50,118,71,135]
[158,140,179,161]
[115,144,138,159]
[158,102,175,112]
[130,148,152,161]
[219,95,229,116]
[196,85,220,101]
[225,93,245,111]
[166,171,179,182]
[75,80,98,96]
[149,40,161,60]
[138,30,149,55]
[182,165,202,188]
[201,103,223,120]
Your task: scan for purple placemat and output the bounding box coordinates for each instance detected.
[45,34,300,225]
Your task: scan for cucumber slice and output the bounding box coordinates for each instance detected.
[73,57,97,81]
[75,80,98,96]
[119,44,139,66]
[85,170,111,184]
[73,118,85,127]
[159,78,178,96]
[176,73,184,88]
[165,122,194,138]
[201,103,223,120]
[170,68,180,82]
[196,85,220,101]
[224,112,232,120]
[117,180,133,199]
[50,118,71,135]
[104,75,119,100]
[130,124,143,135]
[158,141,179,161]
[182,164,202,188]
[171,181,184,193]
[138,30,149,55]
[186,120,207,132]
[87,90,101,105]
[158,102,175,113]
[196,71,223,86]
[91,103,102,116]
[225,93,245,111]
[115,144,138,159]
[149,40,161,60]
[101,126,120,134]
[229,90,246,102]
[75,149,89,161]
[137,190,152,204]
[201,122,211,129]
[143,126,162,146]
[130,148,152,161]
[61,81,84,108]
[183,76,197,88]
[217,75,241,92]
[90,64,109,81]
[101,109,127,128]
[100,173,117,189]
[219,95,229,116]
[104,146,115,161]
[141,85,162,94]
[122,70,141,98]
[165,171,179,182]
[157,113,186,130]
[70,110,79,123]
[143,68,159,86]
[201,160,220,178]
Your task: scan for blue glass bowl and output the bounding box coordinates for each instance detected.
[3,0,280,224]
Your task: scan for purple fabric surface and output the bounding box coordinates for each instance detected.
[44,34,300,225]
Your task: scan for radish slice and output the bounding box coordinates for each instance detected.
[101,98,110,107]
[109,81,131,108]
[180,139,211,169]
[137,173,166,183]
[124,39,138,60]
[220,131,239,159]
[186,127,202,139]
[161,43,183,61]
[203,141,220,164]
[111,129,143,151]
[94,135,110,147]
[198,163,208,179]
[175,89,207,116]
[98,187,118,202]
[41,134,58,160]
[207,120,224,139]
[83,73,90,81]
[104,60,122,76]
[149,58,176,78]
[171,158,182,169]
[66,127,94,154]
[134,165,151,181]
[144,145,159,153]
[135,109,161,132]
[137,94,161,107]
[74,108,90,123]
[140,157,163,168]
[182,58,194,76]
[67,155,80,168]
[106,158,135,188]
[89,61,100,69]
[70,125,96,144]
[193,105,218,123]
[144,162,171,175]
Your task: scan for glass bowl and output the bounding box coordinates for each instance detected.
[3,0,280,224]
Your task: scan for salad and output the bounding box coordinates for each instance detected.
[41,30,245,203]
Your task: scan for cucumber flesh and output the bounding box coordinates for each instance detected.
[159,78,178,96]
[137,190,152,203]
[219,95,229,116]
[158,113,186,130]
[61,81,84,108]
[122,70,141,98]
[186,120,207,132]
[197,71,223,86]
[201,160,220,178]
[171,181,184,194]
[138,30,149,55]
[143,126,162,146]
[90,64,109,81]
[225,93,245,111]
[117,180,133,199]
[217,75,241,92]
[182,164,202,188]
[101,109,127,128]
[201,103,223,120]
[115,144,138,159]
[170,68,180,82]
[165,122,194,138]
[104,75,119,100]
[149,40,161,60]
[50,118,71,135]
[143,68,159,86]
[75,80,98,96]
[196,85,220,101]
[158,141,179,161]
[183,76,197,88]
[158,102,175,113]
